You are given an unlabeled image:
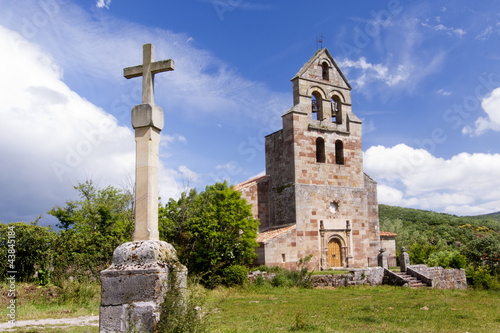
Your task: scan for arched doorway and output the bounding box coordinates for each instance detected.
[327,238,342,267]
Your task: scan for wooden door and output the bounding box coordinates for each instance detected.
[328,239,342,267]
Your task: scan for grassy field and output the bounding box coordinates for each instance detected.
[1,282,500,332]
[204,285,500,333]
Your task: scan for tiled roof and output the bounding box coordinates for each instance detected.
[234,174,269,191]
[380,231,397,237]
[256,224,296,243]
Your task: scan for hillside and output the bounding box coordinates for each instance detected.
[471,211,500,221]
[378,204,500,250]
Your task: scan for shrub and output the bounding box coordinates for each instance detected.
[254,275,265,286]
[222,265,248,287]
[155,280,208,333]
[271,273,287,287]
[465,265,500,290]
[427,250,466,269]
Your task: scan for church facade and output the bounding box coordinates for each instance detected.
[236,48,390,270]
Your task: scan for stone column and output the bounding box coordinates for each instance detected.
[377,248,388,269]
[400,247,410,272]
[131,103,164,241]
[345,220,352,268]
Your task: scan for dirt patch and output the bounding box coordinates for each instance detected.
[0,315,99,331]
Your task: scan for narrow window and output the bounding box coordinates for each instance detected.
[322,62,329,81]
[331,96,342,124]
[311,92,322,121]
[316,137,325,163]
[335,140,344,165]
[281,254,286,263]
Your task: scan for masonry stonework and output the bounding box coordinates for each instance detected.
[236,48,386,270]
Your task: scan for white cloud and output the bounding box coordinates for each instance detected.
[337,57,410,88]
[421,22,466,37]
[178,165,199,183]
[0,26,135,222]
[0,25,189,224]
[462,87,500,136]
[96,0,111,9]
[476,26,493,40]
[437,89,451,96]
[365,144,500,215]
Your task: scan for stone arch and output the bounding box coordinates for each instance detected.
[306,86,327,100]
[318,57,332,68]
[328,89,346,103]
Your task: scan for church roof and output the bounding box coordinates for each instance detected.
[291,48,352,89]
[234,174,269,191]
[256,224,296,243]
[380,231,398,238]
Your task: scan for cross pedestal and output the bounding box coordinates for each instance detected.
[99,44,187,333]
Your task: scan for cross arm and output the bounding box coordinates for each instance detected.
[124,65,143,79]
[151,59,174,74]
[123,59,175,79]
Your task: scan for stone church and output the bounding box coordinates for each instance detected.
[236,48,395,270]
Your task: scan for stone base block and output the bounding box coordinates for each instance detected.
[99,241,187,333]
[100,302,157,332]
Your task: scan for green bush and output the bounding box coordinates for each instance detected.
[222,265,248,286]
[427,250,466,269]
[409,243,437,264]
[251,265,284,274]
[156,280,208,333]
[271,273,287,287]
[254,275,265,286]
[465,265,500,290]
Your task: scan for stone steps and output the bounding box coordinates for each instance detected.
[393,272,427,288]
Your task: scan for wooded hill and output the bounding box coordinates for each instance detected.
[379,204,500,249]
[379,204,499,278]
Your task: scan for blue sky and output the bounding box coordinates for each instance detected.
[1,0,500,226]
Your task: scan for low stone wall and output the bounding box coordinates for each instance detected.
[408,265,467,289]
[312,267,384,288]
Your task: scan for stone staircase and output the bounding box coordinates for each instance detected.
[393,272,426,288]
[384,269,428,288]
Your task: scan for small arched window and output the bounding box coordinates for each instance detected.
[311,92,322,121]
[335,140,344,165]
[331,96,342,124]
[316,137,325,163]
[322,62,329,81]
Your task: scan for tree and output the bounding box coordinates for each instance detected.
[461,234,500,274]
[48,180,135,280]
[49,180,134,241]
[159,181,259,282]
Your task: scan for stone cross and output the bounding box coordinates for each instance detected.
[124,43,174,104]
[123,43,174,241]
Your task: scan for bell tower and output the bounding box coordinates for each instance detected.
[264,48,380,268]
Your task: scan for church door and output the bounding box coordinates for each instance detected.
[327,239,342,267]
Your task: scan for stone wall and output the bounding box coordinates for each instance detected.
[408,265,467,289]
[312,267,384,287]
[259,227,298,270]
[235,175,270,232]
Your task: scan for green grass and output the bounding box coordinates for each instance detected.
[0,281,100,321]
[2,282,500,332]
[204,285,500,332]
